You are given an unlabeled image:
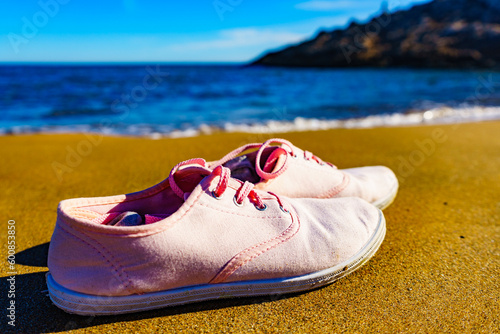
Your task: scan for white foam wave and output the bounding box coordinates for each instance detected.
[222,106,500,134]
[1,105,500,138]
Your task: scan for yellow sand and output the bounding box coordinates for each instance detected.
[1,121,499,333]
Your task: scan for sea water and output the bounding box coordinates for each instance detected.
[1,64,499,137]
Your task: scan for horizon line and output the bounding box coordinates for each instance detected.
[0,61,247,66]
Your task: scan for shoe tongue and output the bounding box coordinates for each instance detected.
[222,146,289,182]
[172,165,212,195]
[262,147,288,174]
[223,155,260,183]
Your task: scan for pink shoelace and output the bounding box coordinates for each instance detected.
[213,138,336,181]
[168,158,268,210]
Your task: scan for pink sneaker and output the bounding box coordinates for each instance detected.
[47,159,386,315]
[208,138,398,209]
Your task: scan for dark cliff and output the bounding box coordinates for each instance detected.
[252,0,500,69]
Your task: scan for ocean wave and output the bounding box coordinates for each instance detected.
[1,105,500,138]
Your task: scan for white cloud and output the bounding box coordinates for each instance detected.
[295,1,376,11]
[170,28,306,52]
[275,15,366,32]
[160,14,372,61]
[0,6,386,62]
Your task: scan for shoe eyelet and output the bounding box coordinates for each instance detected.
[280,206,289,213]
[291,153,298,159]
[211,190,223,200]
[233,196,244,207]
[255,204,268,211]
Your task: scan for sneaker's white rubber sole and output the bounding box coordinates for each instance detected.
[47,210,386,316]
[372,180,399,210]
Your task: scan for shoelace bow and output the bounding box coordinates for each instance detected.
[169,159,267,210]
[214,138,336,181]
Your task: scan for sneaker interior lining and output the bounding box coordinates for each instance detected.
[66,169,209,226]
[221,146,277,183]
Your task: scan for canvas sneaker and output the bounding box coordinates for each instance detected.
[208,138,398,209]
[47,158,386,315]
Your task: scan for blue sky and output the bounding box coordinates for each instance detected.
[0,0,431,63]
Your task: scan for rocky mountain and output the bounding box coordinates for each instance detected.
[251,0,500,68]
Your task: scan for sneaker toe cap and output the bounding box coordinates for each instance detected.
[290,197,383,265]
[342,166,398,204]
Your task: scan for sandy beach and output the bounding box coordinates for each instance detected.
[1,121,499,333]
